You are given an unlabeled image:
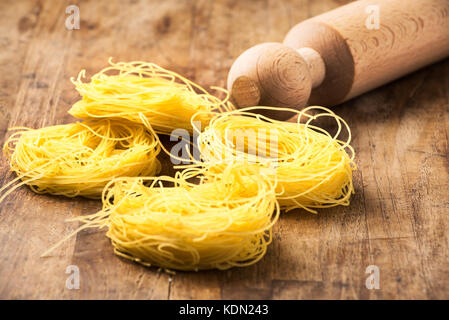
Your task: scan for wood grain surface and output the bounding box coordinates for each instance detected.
[0,0,448,300]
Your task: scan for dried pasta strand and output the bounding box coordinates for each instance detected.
[1,119,161,201]
[69,59,235,135]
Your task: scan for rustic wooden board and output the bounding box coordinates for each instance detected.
[0,0,448,299]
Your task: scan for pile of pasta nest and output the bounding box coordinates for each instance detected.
[1,59,356,271]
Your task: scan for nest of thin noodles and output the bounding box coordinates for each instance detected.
[2,119,161,199]
[68,163,279,271]
[69,59,234,135]
[1,58,358,272]
[196,106,356,212]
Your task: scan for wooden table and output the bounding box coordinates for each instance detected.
[0,0,448,300]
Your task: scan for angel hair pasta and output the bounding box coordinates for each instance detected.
[1,119,161,201]
[195,106,356,213]
[68,59,234,135]
[44,163,279,271]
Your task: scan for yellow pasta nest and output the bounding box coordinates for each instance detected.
[195,106,356,212]
[63,163,279,271]
[1,119,161,200]
[0,57,359,273]
[69,59,234,135]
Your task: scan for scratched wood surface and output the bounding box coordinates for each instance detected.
[0,0,448,300]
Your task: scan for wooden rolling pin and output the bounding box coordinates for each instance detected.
[228,0,449,119]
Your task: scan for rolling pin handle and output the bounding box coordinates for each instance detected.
[296,47,326,89]
[228,42,326,119]
[230,76,261,109]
